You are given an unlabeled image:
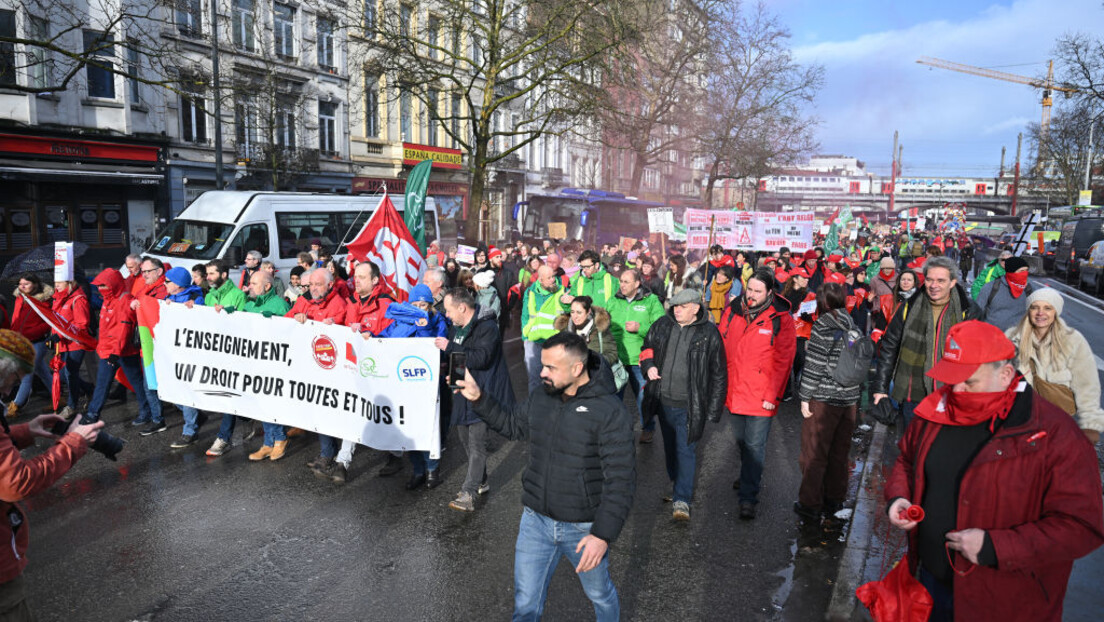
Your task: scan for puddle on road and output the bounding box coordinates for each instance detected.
[770,538,799,611]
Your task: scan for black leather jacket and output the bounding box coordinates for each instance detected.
[639,305,728,443]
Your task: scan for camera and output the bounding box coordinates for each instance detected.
[51,415,126,461]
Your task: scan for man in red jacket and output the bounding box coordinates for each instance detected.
[285,269,348,325]
[0,329,103,619]
[86,269,164,433]
[131,257,168,308]
[343,262,393,337]
[719,268,796,520]
[885,321,1104,621]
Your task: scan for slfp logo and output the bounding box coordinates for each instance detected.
[397,356,434,382]
[312,336,338,369]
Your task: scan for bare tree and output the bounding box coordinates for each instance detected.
[0,0,185,95]
[1028,104,1103,205]
[352,0,635,239]
[594,0,722,196]
[1055,32,1104,104]
[698,2,822,208]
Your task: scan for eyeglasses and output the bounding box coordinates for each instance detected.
[141,268,160,275]
[580,263,596,270]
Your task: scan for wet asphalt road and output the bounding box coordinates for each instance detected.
[16,315,852,622]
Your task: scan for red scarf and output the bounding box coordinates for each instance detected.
[1006,271,1029,298]
[880,269,896,280]
[914,375,1023,432]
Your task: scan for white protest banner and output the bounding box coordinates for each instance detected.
[153,303,441,457]
[684,209,751,249]
[647,207,675,235]
[456,244,476,265]
[684,208,719,249]
[753,211,815,252]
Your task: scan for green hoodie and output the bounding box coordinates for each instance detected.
[243,286,291,316]
[205,279,246,311]
[607,288,665,365]
[569,267,616,309]
[971,259,1005,300]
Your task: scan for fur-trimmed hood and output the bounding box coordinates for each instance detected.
[553,305,611,332]
[12,284,54,302]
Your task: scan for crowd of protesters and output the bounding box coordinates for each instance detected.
[2,224,1103,621]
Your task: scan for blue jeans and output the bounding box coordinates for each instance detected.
[658,405,697,504]
[731,414,773,505]
[523,340,543,393]
[513,506,619,622]
[178,405,201,436]
[61,350,94,407]
[409,451,439,475]
[919,567,954,621]
[86,356,161,423]
[624,364,654,432]
[262,422,285,447]
[900,400,919,429]
[13,340,51,407]
[216,413,236,442]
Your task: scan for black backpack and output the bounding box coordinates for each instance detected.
[831,328,876,388]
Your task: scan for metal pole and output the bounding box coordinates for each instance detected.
[210,0,224,189]
[1085,117,1095,192]
[1011,133,1022,217]
[888,131,898,219]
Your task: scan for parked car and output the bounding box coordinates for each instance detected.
[1078,240,1104,295]
[1056,214,1104,282]
[1042,240,1058,273]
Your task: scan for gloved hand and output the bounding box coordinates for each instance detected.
[224,306,236,314]
[261,311,273,318]
[107,355,120,368]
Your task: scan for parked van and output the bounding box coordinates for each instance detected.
[142,191,438,282]
[1055,211,1104,281]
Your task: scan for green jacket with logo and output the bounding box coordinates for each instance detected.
[205,279,247,311]
[569,267,616,309]
[971,260,1005,300]
[242,287,291,316]
[607,289,665,366]
[521,281,563,342]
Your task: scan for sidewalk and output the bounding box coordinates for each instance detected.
[829,423,1104,620]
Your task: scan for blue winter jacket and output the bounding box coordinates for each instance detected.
[165,284,205,305]
[379,303,449,339]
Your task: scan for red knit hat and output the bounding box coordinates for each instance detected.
[488,246,503,260]
[0,329,34,373]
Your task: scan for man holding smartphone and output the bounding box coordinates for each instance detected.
[435,288,514,512]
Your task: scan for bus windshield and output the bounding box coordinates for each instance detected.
[149,219,236,260]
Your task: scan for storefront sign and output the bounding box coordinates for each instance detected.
[0,133,160,163]
[401,143,463,170]
[352,177,468,196]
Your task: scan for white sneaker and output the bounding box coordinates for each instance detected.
[205,437,230,457]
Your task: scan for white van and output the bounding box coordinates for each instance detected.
[143,191,439,280]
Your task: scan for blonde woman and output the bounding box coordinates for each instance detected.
[1005,288,1103,443]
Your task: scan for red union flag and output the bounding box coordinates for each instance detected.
[345,190,427,302]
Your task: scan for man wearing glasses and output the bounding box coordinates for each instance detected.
[562,250,616,310]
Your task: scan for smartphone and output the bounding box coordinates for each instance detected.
[448,351,467,389]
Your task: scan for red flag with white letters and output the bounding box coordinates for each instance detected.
[345,190,427,302]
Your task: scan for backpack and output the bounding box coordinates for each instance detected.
[831,328,876,388]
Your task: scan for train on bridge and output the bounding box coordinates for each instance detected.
[758,173,1018,198]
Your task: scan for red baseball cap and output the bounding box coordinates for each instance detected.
[827,253,844,263]
[790,266,812,279]
[926,321,1017,385]
[826,271,846,285]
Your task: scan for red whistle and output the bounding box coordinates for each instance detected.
[1026,431,1047,443]
[898,505,925,522]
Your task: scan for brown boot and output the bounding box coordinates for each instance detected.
[269,440,289,461]
[286,427,305,438]
[5,402,19,420]
[249,445,273,461]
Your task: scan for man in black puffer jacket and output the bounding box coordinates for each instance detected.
[639,288,727,522]
[459,331,634,621]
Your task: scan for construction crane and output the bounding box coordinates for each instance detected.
[916,56,1080,135]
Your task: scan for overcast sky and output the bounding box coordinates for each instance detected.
[778,0,1104,177]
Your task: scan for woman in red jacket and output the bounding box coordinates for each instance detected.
[51,280,95,417]
[8,275,54,419]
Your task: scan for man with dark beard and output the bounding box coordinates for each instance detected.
[457,332,635,621]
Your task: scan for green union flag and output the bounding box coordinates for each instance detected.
[404,160,432,254]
